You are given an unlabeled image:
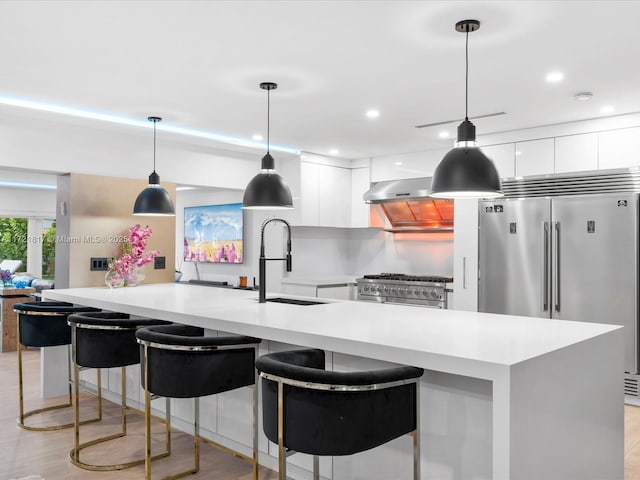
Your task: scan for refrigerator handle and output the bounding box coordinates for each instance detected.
[462,257,467,289]
[542,222,549,312]
[554,221,561,313]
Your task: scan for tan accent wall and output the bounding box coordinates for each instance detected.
[56,173,175,288]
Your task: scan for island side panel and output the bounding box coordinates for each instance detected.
[509,328,624,480]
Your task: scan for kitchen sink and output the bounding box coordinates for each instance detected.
[265,297,326,306]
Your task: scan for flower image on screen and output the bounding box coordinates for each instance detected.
[183,203,243,263]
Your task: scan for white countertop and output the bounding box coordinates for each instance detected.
[45,283,620,381]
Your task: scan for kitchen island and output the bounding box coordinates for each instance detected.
[45,283,623,480]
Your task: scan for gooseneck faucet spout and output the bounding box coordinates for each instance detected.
[259,218,292,303]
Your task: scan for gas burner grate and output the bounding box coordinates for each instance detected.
[362,273,453,283]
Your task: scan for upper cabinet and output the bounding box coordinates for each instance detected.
[515,138,555,177]
[555,133,598,173]
[299,161,351,228]
[598,127,640,170]
[480,144,515,178]
[350,167,370,228]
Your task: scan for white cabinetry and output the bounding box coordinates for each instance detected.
[452,198,479,311]
[281,280,356,300]
[299,161,351,227]
[300,161,320,225]
[480,143,515,178]
[599,127,640,170]
[350,166,370,227]
[515,138,555,177]
[555,133,598,173]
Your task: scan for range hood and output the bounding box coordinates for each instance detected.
[363,177,454,232]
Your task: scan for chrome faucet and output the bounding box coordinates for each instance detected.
[259,218,292,303]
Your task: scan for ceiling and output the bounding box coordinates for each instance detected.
[1,0,639,162]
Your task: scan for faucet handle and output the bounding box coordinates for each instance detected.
[286,253,292,272]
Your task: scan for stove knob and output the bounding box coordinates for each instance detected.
[398,288,405,295]
[383,287,389,293]
[413,289,420,295]
[390,288,397,294]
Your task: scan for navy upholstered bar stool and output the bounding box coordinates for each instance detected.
[255,348,424,480]
[135,324,262,480]
[13,301,102,431]
[67,311,172,471]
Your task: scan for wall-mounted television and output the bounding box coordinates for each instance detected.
[183,203,243,263]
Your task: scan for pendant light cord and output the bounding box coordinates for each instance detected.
[266,88,271,154]
[152,119,157,173]
[465,28,469,121]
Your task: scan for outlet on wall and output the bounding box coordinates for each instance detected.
[90,257,109,271]
[154,256,166,270]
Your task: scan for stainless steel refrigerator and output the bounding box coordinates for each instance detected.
[479,193,638,377]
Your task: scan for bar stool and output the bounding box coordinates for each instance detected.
[255,348,424,480]
[67,311,173,471]
[135,324,261,480]
[13,301,102,431]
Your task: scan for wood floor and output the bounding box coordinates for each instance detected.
[0,349,277,480]
[3,349,640,479]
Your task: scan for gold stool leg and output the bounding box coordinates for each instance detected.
[69,364,170,472]
[17,340,101,432]
[278,380,286,480]
[253,361,260,480]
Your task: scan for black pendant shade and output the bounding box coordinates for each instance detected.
[243,153,293,209]
[430,145,503,198]
[133,117,175,216]
[430,20,503,199]
[243,82,294,210]
[133,172,176,215]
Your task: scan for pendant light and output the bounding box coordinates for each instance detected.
[430,20,503,199]
[242,82,293,210]
[133,116,176,216]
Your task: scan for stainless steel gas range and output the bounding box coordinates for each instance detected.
[356,274,453,308]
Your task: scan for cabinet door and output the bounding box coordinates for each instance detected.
[480,144,515,178]
[318,164,351,227]
[350,167,370,227]
[515,138,555,177]
[599,127,640,170]
[300,162,320,225]
[555,133,598,173]
[452,198,478,311]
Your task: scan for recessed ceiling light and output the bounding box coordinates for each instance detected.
[366,109,380,119]
[394,161,403,166]
[515,151,522,156]
[600,105,615,114]
[252,134,263,141]
[329,148,339,156]
[438,131,450,138]
[546,71,564,84]
[574,92,593,102]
